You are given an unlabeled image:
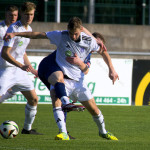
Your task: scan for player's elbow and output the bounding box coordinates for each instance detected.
[1,47,8,60]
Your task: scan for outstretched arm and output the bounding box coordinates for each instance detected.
[4,32,47,41]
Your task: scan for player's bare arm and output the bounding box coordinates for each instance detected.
[99,50,119,84]
[1,46,33,72]
[66,53,89,75]
[1,46,24,68]
[4,32,47,41]
[24,52,38,77]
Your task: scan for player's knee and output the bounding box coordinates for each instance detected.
[29,96,38,106]
[34,96,38,104]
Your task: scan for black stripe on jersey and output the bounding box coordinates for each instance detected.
[82,35,92,41]
[14,22,22,29]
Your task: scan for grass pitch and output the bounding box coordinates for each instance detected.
[0,104,150,150]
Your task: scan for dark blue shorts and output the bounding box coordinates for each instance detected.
[38,51,62,90]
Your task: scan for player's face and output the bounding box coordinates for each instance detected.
[68,28,82,42]
[21,9,35,26]
[5,10,18,24]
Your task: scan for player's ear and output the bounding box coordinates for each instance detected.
[80,26,83,32]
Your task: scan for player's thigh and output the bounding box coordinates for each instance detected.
[81,98,100,116]
[0,68,16,96]
[48,71,64,85]
[21,89,38,106]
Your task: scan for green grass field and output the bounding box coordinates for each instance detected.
[0,104,150,150]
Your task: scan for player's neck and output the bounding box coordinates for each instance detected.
[75,36,81,43]
[4,20,11,27]
[20,20,29,30]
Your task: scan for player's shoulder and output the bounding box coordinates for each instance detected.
[81,32,93,45]
[62,30,68,35]
[0,21,6,29]
[81,32,92,41]
[13,21,22,29]
[28,25,32,31]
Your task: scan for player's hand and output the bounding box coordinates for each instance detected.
[21,64,33,72]
[97,39,107,51]
[66,53,82,66]
[31,69,39,78]
[109,69,119,84]
[3,33,15,41]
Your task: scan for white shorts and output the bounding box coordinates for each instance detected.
[64,78,93,102]
[0,67,34,95]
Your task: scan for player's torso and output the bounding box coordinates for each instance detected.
[56,31,92,80]
[10,21,31,57]
[58,31,92,61]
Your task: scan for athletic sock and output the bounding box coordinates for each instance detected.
[54,82,70,105]
[93,109,107,134]
[60,96,70,105]
[24,103,37,131]
[63,111,67,123]
[0,91,15,103]
[53,107,67,134]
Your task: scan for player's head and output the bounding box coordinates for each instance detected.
[5,5,18,25]
[92,32,105,44]
[20,2,36,25]
[67,17,83,42]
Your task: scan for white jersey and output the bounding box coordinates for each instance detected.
[0,20,31,68]
[46,30,100,81]
[0,21,8,51]
[0,21,8,67]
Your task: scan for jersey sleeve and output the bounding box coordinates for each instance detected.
[0,28,4,40]
[0,28,4,48]
[90,37,100,52]
[4,25,15,47]
[84,53,91,68]
[46,30,62,46]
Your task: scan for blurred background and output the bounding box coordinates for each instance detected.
[0,0,149,106]
[0,0,150,25]
[1,0,150,59]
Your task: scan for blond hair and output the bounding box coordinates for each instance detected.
[67,17,82,31]
[20,2,36,13]
[5,5,18,12]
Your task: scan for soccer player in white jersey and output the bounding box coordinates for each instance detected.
[0,5,18,103]
[4,17,119,140]
[51,31,119,140]
[1,2,42,135]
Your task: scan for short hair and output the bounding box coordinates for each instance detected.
[5,5,18,12]
[67,17,82,31]
[20,2,36,13]
[92,32,106,44]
